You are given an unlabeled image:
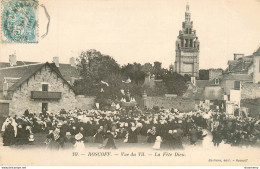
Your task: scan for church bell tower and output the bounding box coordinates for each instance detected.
[174,3,200,78]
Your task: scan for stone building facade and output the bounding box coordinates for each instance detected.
[174,3,200,78]
[252,47,260,83]
[241,82,260,99]
[221,46,260,96]
[209,69,223,81]
[0,62,79,117]
[9,64,77,116]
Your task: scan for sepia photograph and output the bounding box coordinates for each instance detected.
[0,0,260,167]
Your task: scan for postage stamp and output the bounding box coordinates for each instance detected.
[1,0,38,43]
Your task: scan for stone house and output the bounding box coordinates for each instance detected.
[221,46,260,116]
[190,79,224,110]
[222,46,260,98]
[221,74,253,96]
[0,62,78,117]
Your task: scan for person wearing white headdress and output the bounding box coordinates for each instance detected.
[11,119,18,138]
[74,133,85,151]
[1,118,10,136]
[153,136,162,150]
[116,104,120,110]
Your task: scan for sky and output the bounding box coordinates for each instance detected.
[0,0,260,69]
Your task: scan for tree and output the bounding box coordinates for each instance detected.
[141,62,153,75]
[121,62,146,85]
[95,73,143,109]
[74,49,121,95]
[153,61,162,78]
[162,71,188,96]
[74,49,144,109]
[184,74,191,82]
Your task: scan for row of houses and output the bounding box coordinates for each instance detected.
[192,46,260,117]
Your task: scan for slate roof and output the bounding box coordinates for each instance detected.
[0,61,40,69]
[229,61,253,73]
[223,54,254,74]
[58,63,79,82]
[196,80,212,88]
[0,62,75,93]
[4,77,21,84]
[0,61,79,82]
[222,74,253,81]
[254,46,260,55]
[0,63,44,90]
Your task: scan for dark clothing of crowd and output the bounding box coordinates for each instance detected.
[1,108,260,149]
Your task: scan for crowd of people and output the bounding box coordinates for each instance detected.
[1,106,260,150]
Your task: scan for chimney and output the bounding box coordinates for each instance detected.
[9,54,17,66]
[53,57,59,67]
[70,57,76,67]
[234,53,244,60]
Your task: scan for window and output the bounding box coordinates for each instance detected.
[42,103,48,113]
[215,78,219,85]
[234,81,240,90]
[42,84,48,91]
[190,39,193,47]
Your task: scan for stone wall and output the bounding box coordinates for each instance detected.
[241,82,260,99]
[9,65,78,116]
[241,98,260,118]
[144,96,195,112]
[76,95,95,110]
[209,69,222,80]
[253,55,260,83]
[204,86,223,100]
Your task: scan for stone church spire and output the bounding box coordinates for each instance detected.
[185,3,191,22]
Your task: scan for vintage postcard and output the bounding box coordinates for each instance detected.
[0,0,260,167]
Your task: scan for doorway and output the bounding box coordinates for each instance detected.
[42,103,48,113]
